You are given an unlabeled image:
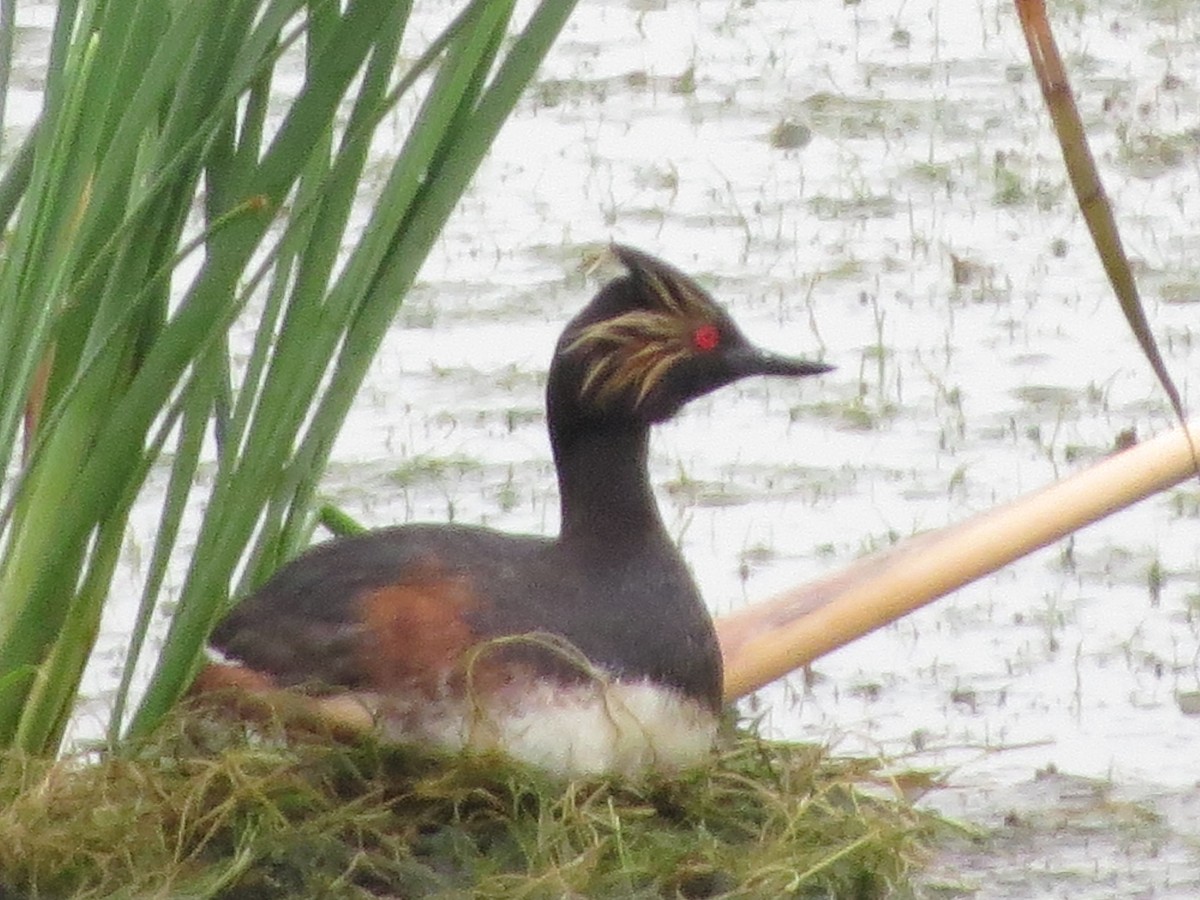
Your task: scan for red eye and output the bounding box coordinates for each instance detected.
[692,324,720,352]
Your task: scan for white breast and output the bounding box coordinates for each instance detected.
[373,677,719,778]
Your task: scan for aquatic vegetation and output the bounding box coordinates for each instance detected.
[0,712,941,898]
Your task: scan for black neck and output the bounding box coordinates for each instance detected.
[551,420,668,550]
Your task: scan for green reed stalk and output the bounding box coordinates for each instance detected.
[0,0,579,756]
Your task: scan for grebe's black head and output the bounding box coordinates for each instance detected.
[551,244,831,425]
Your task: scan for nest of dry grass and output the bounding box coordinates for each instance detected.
[0,708,942,898]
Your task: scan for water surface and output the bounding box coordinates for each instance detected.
[10,0,1200,894]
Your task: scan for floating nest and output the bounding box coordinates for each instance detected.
[0,707,944,898]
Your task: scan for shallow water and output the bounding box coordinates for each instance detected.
[9,0,1200,895]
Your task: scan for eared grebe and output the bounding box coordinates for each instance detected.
[197,245,830,777]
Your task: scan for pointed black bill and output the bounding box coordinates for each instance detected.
[727,346,834,379]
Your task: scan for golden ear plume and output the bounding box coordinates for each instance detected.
[568,246,721,409]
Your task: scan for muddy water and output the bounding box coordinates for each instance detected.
[10,0,1200,895]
